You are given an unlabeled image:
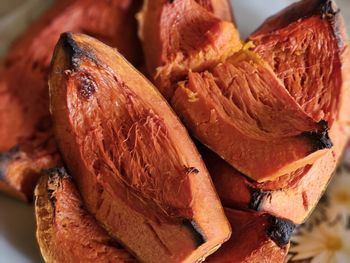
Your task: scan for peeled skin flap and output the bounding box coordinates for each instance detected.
[0,0,142,201]
[49,33,230,263]
[250,0,345,126]
[204,121,348,224]
[138,0,241,99]
[35,168,136,263]
[206,209,291,263]
[172,50,331,182]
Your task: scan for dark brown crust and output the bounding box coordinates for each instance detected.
[267,217,296,247]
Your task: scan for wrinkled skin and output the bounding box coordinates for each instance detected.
[138,0,241,99]
[49,33,230,263]
[172,50,331,182]
[35,168,136,263]
[206,209,290,263]
[0,0,142,201]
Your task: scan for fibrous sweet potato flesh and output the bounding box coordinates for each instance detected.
[35,167,136,263]
[49,33,230,263]
[138,0,241,99]
[171,50,331,182]
[0,0,142,201]
[206,209,293,263]
[250,0,344,126]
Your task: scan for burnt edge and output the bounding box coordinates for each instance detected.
[0,145,21,180]
[248,189,270,211]
[43,166,69,178]
[59,32,98,69]
[304,121,333,151]
[182,219,206,247]
[267,216,296,247]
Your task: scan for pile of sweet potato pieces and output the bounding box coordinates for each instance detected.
[0,0,349,262]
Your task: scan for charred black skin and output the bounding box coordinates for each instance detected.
[182,219,206,247]
[44,166,69,178]
[267,217,296,247]
[304,121,333,151]
[249,189,271,211]
[57,32,98,70]
[0,145,20,180]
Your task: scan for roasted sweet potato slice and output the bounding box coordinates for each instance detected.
[204,121,349,224]
[35,167,136,263]
[206,209,292,263]
[172,50,331,182]
[250,0,346,126]
[138,0,241,99]
[49,33,230,263]
[0,0,142,200]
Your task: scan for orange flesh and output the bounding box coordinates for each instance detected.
[0,0,142,200]
[67,62,193,222]
[49,33,230,263]
[138,0,241,99]
[172,51,330,182]
[251,13,342,126]
[206,209,289,263]
[35,169,136,263]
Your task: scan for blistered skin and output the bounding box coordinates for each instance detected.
[206,209,291,263]
[35,168,136,263]
[49,33,230,263]
[250,0,344,126]
[0,0,142,200]
[138,0,241,99]
[172,50,331,182]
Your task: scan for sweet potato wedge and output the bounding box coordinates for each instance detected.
[204,121,349,224]
[206,209,292,263]
[250,0,346,126]
[35,167,136,263]
[49,33,230,263]
[172,50,331,182]
[138,0,241,99]
[0,0,142,201]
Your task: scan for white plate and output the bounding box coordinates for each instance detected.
[0,1,349,262]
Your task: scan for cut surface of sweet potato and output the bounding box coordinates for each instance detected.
[138,0,241,99]
[250,0,345,126]
[35,167,136,263]
[49,33,230,263]
[172,50,332,182]
[0,0,142,200]
[203,121,349,224]
[206,209,292,263]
